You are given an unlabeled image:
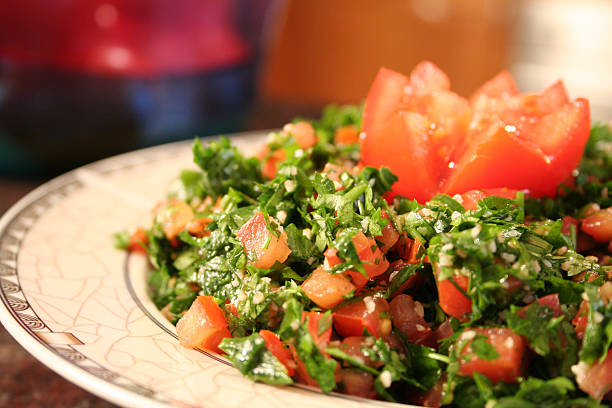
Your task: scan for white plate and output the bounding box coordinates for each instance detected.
[0,132,419,408]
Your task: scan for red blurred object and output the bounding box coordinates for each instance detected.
[0,0,250,77]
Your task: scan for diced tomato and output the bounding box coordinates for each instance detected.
[289,344,319,387]
[414,373,446,408]
[186,217,213,237]
[301,267,356,309]
[432,319,455,346]
[324,231,390,288]
[283,121,317,149]
[460,188,519,211]
[339,336,383,369]
[581,207,612,243]
[389,294,431,344]
[470,70,519,103]
[573,300,589,340]
[335,124,360,145]
[457,327,526,384]
[360,62,591,203]
[435,265,472,320]
[333,296,390,338]
[575,348,612,401]
[387,259,421,298]
[561,215,578,236]
[257,146,286,179]
[302,311,332,350]
[236,212,291,269]
[128,228,148,253]
[259,330,295,376]
[338,369,376,399]
[176,296,231,354]
[518,293,562,318]
[377,211,399,253]
[155,199,194,240]
[322,163,348,191]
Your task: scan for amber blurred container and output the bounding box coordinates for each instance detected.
[260,0,518,108]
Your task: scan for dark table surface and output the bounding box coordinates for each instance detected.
[0,178,117,408]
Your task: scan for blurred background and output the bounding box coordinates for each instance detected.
[1,0,612,405]
[1,0,612,177]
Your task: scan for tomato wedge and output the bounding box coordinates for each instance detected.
[361,62,591,202]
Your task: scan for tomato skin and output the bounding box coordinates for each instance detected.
[460,188,519,211]
[236,212,291,269]
[301,267,356,309]
[389,294,431,344]
[333,297,390,338]
[176,296,231,353]
[470,70,519,103]
[581,207,612,243]
[259,330,295,376]
[575,348,612,401]
[128,228,148,253]
[457,327,526,384]
[407,60,450,95]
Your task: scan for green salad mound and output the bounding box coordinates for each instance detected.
[117,105,612,407]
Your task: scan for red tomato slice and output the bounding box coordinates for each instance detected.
[301,267,356,309]
[176,296,231,353]
[236,212,291,269]
[575,347,612,401]
[457,327,526,384]
[460,188,520,211]
[259,330,295,376]
[333,297,390,338]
